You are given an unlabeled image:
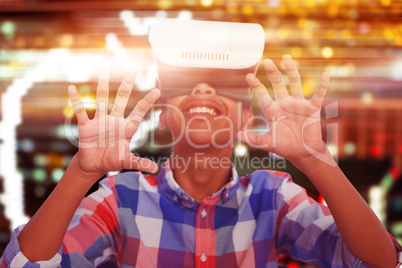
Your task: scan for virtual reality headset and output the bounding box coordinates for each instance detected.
[148,19,265,103]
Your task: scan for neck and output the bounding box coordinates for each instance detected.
[169,145,233,202]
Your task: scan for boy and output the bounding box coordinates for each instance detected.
[1,20,401,267]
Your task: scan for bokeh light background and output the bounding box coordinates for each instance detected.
[1,0,402,266]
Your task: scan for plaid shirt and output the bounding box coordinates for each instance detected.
[2,160,402,267]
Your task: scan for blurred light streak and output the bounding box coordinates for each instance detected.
[119,10,193,36]
[105,33,131,68]
[325,64,355,78]
[0,48,102,229]
[0,50,63,229]
[116,10,192,91]
[105,33,156,91]
[369,186,384,222]
[391,61,402,80]
[62,55,100,83]
[370,167,398,225]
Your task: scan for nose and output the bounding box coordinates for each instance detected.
[191,83,216,96]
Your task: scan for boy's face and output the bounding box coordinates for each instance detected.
[159,83,253,149]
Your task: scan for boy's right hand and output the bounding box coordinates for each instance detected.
[67,65,160,182]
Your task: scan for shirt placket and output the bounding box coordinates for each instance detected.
[195,202,216,268]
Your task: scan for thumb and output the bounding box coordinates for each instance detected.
[121,153,159,173]
[236,131,271,151]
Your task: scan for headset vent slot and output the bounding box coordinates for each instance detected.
[181,51,229,61]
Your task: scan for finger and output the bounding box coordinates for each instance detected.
[263,58,289,99]
[310,72,330,108]
[126,88,161,132]
[282,54,304,99]
[246,73,273,118]
[236,131,271,151]
[121,153,158,173]
[111,66,137,116]
[68,85,89,125]
[96,63,110,116]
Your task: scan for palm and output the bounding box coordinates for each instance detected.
[264,98,323,160]
[68,66,160,179]
[76,116,127,172]
[238,55,329,164]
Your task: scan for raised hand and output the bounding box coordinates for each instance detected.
[237,55,330,165]
[68,65,160,179]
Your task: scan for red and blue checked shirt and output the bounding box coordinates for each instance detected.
[1,160,402,267]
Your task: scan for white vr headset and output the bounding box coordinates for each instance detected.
[148,19,265,103]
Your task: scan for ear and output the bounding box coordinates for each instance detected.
[159,108,167,130]
[241,108,254,131]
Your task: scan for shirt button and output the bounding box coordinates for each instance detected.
[201,209,207,217]
[200,253,207,262]
[173,195,178,202]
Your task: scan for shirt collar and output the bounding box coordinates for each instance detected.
[156,158,240,209]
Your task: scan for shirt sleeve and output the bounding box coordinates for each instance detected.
[0,224,62,268]
[0,176,121,268]
[274,175,402,268]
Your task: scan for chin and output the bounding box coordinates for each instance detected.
[184,132,235,150]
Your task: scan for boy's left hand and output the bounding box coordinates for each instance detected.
[237,54,331,166]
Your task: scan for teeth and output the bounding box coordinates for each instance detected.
[188,106,217,116]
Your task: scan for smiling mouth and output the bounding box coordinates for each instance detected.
[186,106,217,116]
[182,98,225,118]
